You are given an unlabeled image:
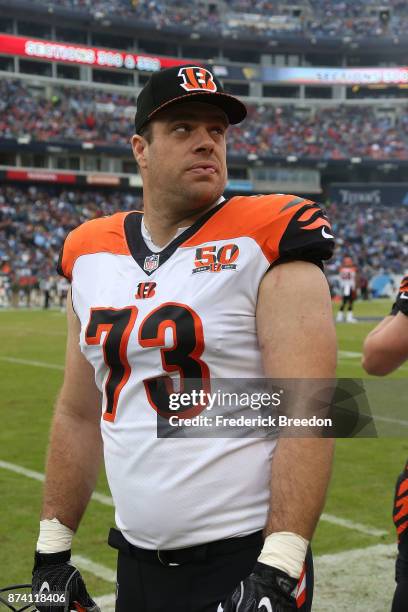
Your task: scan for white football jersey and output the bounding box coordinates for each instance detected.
[58,194,334,549]
[339,265,357,297]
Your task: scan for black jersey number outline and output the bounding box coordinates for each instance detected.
[85,303,209,421]
[138,303,210,419]
[85,307,137,422]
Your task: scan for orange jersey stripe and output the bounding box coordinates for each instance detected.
[181,195,315,264]
[301,217,331,231]
[397,520,408,535]
[60,211,138,281]
[398,478,408,497]
[296,566,307,608]
[395,493,408,522]
[297,207,321,223]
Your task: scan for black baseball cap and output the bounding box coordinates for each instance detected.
[134,65,247,134]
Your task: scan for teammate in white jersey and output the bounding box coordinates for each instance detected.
[336,255,359,323]
[32,66,336,612]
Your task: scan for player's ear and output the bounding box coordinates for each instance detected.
[131,134,148,169]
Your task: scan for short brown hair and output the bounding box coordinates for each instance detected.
[139,123,153,143]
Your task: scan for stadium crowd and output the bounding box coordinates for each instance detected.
[32,0,408,38]
[2,80,408,161]
[0,185,139,306]
[307,0,408,38]
[229,104,408,160]
[0,185,406,307]
[0,80,136,147]
[326,200,408,296]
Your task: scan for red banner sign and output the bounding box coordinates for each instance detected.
[6,170,77,183]
[0,34,195,72]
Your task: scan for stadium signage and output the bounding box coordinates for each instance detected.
[338,189,382,206]
[86,174,121,185]
[6,170,76,183]
[329,184,408,207]
[0,34,194,72]
[226,180,254,192]
[261,66,408,85]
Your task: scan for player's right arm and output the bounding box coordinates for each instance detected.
[362,275,408,375]
[41,287,103,528]
[32,287,102,612]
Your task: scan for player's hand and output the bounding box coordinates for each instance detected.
[218,562,298,611]
[32,550,100,612]
[390,276,408,316]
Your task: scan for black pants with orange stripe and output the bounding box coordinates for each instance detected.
[109,528,313,612]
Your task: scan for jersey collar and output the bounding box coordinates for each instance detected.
[124,198,229,276]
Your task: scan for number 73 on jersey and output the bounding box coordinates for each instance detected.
[85,302,210,422]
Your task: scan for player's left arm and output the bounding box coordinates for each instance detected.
[257,261,336,540]
[220,261,336,612]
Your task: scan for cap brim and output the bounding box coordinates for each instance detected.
[146,91,247,126]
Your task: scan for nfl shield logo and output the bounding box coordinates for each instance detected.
[143,254,159,272]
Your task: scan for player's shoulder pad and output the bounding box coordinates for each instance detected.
[223,194,335,266]
[270,194,334,267]
[57,211,137,281]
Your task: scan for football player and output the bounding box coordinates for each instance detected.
[32,66,336,611]
[336,255,359,323]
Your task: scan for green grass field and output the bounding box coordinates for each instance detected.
[0,300,407,610]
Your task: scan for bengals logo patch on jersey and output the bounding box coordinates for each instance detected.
[178,67,217,93]
[135,282,157,299]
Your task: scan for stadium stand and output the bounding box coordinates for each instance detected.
[30,0,408,37]
[326,201,408,296]
[0,184,406,308]
[0,185,141,307]
[229,104,408,160]
[0,79,136,146]
[1,79,407,160]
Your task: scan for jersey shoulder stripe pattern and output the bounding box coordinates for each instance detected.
[181,194,317,264]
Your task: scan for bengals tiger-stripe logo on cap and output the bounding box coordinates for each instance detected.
[178,67,217,93]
